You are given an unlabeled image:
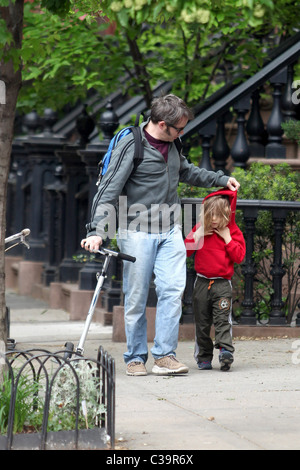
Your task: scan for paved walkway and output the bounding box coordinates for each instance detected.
[5,289,300,451]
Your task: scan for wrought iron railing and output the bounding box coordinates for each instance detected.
[181,32,300,170]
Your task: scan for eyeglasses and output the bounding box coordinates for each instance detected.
[165,123,186,134]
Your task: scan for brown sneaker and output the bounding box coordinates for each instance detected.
[152,355,189,375]
[126,361,147,376]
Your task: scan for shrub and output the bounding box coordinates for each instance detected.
[48,361,105,432]
[281,120,300,146]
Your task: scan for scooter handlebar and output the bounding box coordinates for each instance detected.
[5,228,31,244]
[97,248,136,263]
[117,251,136,263]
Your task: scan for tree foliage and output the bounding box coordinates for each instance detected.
[15,0,300,114]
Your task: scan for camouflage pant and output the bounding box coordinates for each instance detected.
[193,276,234,363]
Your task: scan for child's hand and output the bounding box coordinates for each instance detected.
[214,227,231,244]
[204,228,213,236]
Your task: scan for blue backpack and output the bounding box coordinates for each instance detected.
[96,116,183,187]
[96,122,143,186]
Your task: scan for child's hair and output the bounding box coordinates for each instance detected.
[194,195,231,243]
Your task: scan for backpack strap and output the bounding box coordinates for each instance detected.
[130,125,144,175]
[174,137,183,155]
[129,113,146,176]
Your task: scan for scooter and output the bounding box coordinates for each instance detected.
[64,247,136,359]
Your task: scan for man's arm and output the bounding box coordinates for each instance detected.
[179,155,239,190]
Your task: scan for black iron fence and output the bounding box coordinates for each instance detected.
[0,345,115,450]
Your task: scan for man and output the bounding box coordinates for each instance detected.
[81,94,240,376]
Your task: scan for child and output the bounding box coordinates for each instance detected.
[184,188,246,371]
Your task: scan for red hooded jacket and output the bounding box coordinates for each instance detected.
[184,189,246,279]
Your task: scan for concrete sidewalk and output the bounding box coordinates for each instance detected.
[5,289,300,451]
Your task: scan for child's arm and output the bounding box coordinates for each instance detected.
[218,227,246,264]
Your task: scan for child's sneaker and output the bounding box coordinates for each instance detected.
[219,348,234,371]
[197,361,212,370]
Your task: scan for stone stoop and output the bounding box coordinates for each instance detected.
[32,281,113,324]
[93,307,113,326]
[33,281,109,322]
[5,257,43,296]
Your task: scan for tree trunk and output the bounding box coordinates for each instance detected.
[0,0,24,348]
[125,32,152,109]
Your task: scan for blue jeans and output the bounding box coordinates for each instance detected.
[117,225,186,364]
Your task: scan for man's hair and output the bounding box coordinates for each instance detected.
[150,94,194,125]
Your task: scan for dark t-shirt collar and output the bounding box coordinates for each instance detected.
[144,129,169,162]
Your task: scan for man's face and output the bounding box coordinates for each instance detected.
[160,116,189,142]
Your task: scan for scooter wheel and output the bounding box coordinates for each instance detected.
[64,342,74,360]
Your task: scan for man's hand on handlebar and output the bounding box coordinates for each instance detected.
[81,236,136,263]
[81,235,103,252]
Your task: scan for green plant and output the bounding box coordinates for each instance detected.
[282,119,300,146]
[178,182,211,199]
[0,373,43,434]
[48,361,105,432]
[72,253,96,263]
